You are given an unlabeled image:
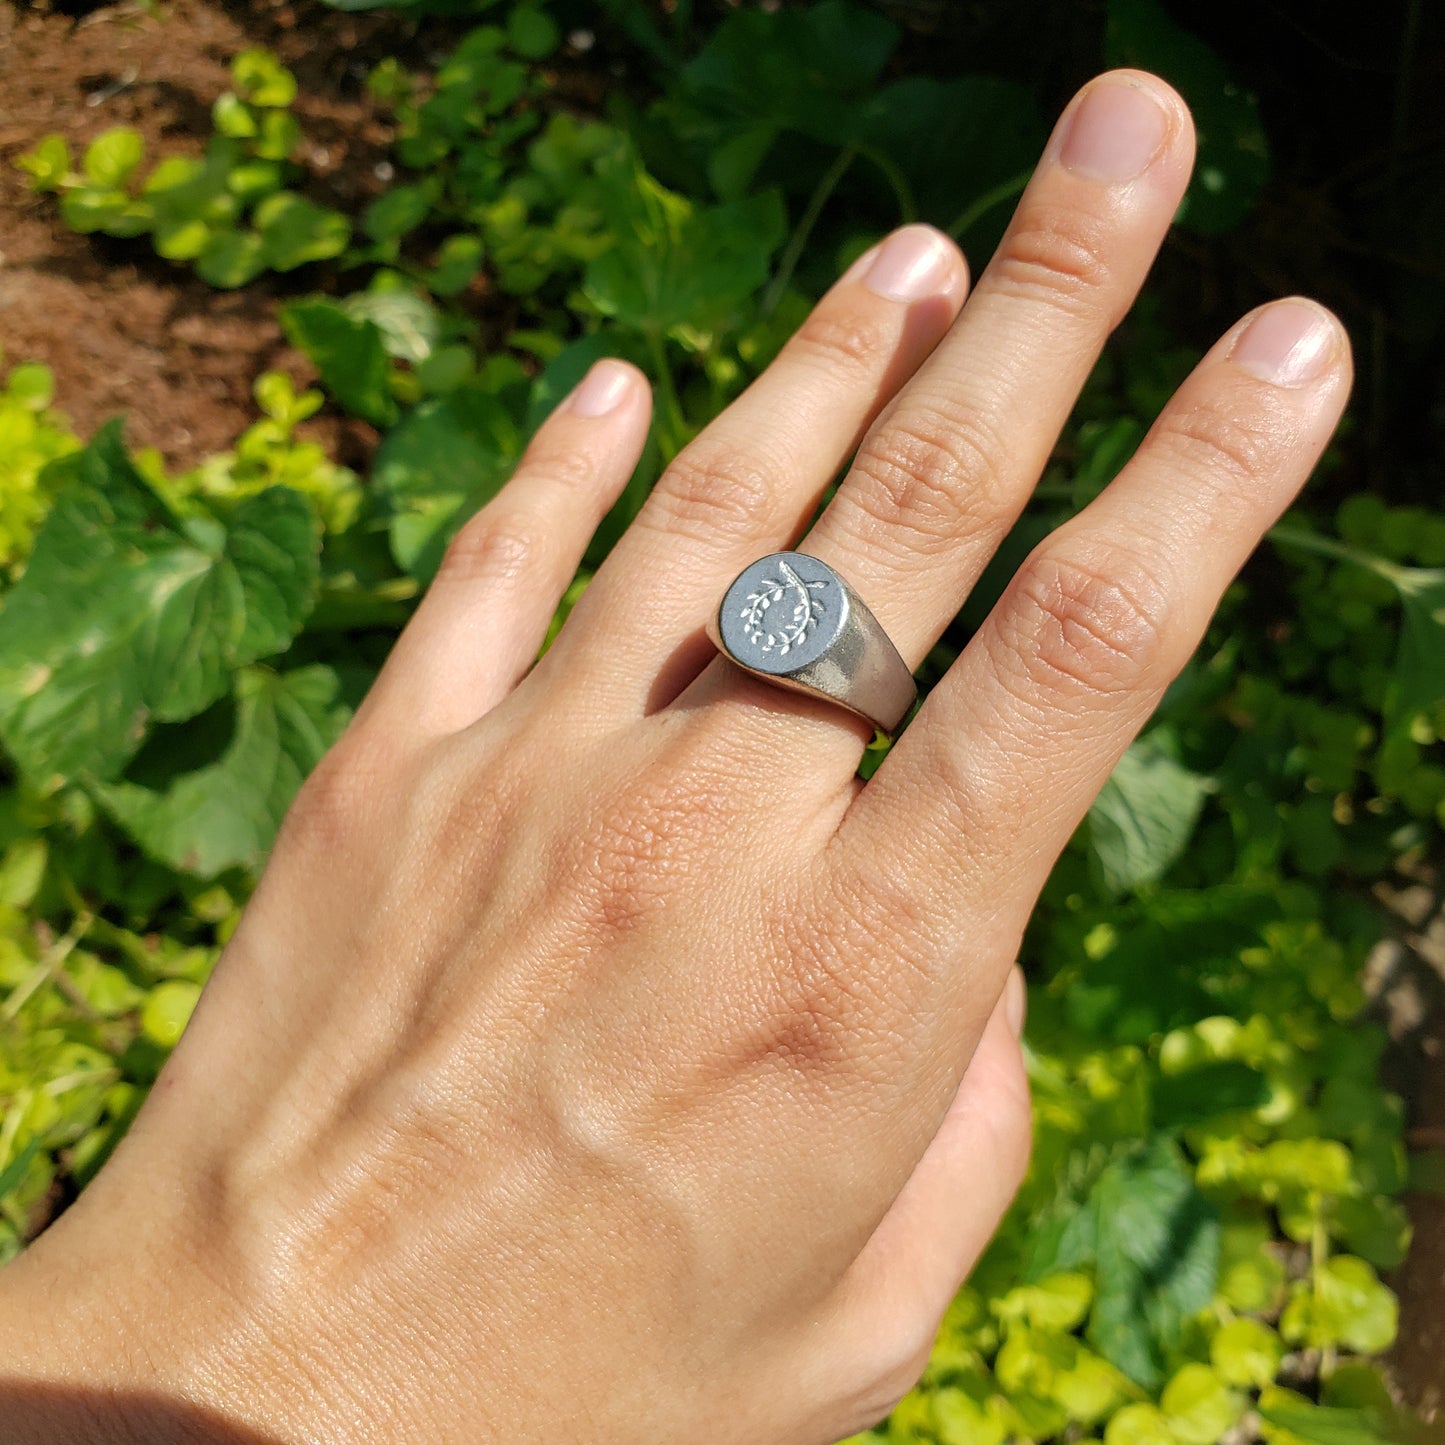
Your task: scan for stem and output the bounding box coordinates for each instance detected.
[761,144,858,318]
[645,328,686,460]
[855,144,918,223]
[43,1067,121,1098]
[1267,522,1406,586]
[2,912,92,1022]
[947,168,1032,241]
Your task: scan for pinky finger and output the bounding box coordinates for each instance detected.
[797,970,1031,1439]
[358,359,652,738]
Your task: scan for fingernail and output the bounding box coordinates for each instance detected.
[1059,77,1170,182]
[1229,300,1338,387]
[1004,966,1027,1039]
[568,359,633,417]
[858,224,955,302]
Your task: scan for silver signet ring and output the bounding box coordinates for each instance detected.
[707,552,918,734]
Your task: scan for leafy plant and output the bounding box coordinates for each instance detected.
[17,50,350,286]
[0,355,81,580]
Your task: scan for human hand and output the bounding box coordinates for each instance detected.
[0,69,1350,1444]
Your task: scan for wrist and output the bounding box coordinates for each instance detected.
[0,1174,260,1444]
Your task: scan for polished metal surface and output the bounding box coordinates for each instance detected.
[708,552,918,733]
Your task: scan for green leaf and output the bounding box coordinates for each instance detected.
[82,127,145,188]
[996,1328,1129,1429]
[1210,1316,1284,1389]
[1160,1364,1243,1445]
[371,391,522,582]
[1088,733,1212,892]
[0,423,320,786]
[254,192,351,271]
[16,134,72,192]
[1259,1396,1395,1445]
[140,979,203,1048]
[413,344,475,395]
[60,187,142,236]
[677,0,898,148]
[280,300,397,427]
[225,160,284,205]
[231,48,298,108]
[97,666,349,876]
[1106,0,1269,233]
[363,184,434,244]
[252,109,302,162]
[932,1384,1007,1445]
[342,286,442,365]
[861,76,1044,236]
[6,364,56,411]
[154,215,213,261]
[1104,1403,1178,1445]
[196,228,268,289]
[0,837,46,908]
[1085,1139,1220,1389]
[506,3,559,59]
[584,155,785,341]
[211,93,259,139]
[1386,566,1445,732]
[994,1272,1094,1331]
[1334,1193,1412,1270]
[427,233,484,296]
[1279,1255,1398,1354]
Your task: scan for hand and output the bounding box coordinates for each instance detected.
[0,70,1349,1444]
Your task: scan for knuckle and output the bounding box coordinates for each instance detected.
[749,869,933,1086]
[844,405,1008,550]
[646,439,778,546]
[281,729,388,853]
[786,305,896,374]
[435,510,536,587]
[990,202,1114,318]
[1155,399,1282,485]
[558,759,741,937]
[522,442,601,496]
[754,939,867,1079]
[1003,543,1171,699]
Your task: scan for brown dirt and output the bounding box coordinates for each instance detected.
[0,0,414,470]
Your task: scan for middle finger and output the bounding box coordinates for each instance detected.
[680,70,1196,758]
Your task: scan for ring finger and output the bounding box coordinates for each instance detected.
[549,224,969,718]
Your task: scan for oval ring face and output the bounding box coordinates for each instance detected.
[716,552,850,677]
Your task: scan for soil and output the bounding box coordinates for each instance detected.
[1,0,1443,1422]
[0,0,416,469]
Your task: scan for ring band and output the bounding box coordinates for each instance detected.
[707,552,918,733]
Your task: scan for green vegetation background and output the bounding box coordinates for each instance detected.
[3,1,1444,1441]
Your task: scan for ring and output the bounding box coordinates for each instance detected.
[707,552,918,734]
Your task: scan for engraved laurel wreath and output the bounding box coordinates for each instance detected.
[740,561,827,656]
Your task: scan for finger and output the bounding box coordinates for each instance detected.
[798,972,1031,1434]
[689,72,1193,764]
[552,226,968,717]
[356,359,651,738]
[835,298,1350,1068]
[807,72,1194,671]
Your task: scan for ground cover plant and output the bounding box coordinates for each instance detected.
[2,0,1443,1439]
